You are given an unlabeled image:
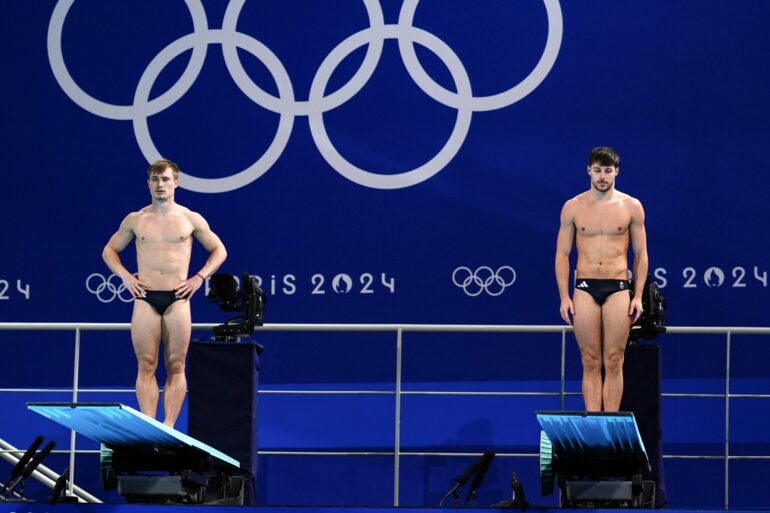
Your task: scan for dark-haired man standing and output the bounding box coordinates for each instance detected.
[103,159,227,427]
[555,147,648,411]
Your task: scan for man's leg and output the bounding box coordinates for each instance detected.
[572,290,603,411]
[160,299,192,428]
[130,301,162,418]
[601,291,632,411]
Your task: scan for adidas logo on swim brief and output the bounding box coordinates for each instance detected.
[577,281,588,288]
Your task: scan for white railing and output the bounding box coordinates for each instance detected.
[0,322,769,509]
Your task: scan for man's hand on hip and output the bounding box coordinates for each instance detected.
[122,274,151,299]
[174,275,204,299]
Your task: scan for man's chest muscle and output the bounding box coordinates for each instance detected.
[135,216,193,244]
[574,205,630,237]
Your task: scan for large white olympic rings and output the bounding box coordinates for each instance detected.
[48,0,562,192]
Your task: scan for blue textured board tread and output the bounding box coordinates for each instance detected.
[27,402,239,468]
[536,411,649,471]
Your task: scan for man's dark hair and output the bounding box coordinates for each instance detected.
[588,146,620,167]
[147,159,181,180]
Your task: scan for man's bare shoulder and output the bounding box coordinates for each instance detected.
[121,208,150,226]
[567,194,589,206]
[559,196,584,225]
[616,191,644,212]
[562,194,585,212]
[176,205,210,228]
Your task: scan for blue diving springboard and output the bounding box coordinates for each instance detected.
[27,402,239,469]
[536,411,655,506]
[537,411,650,478]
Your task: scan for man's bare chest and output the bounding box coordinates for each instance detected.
[574,204,631,237]
[135,215,193,245]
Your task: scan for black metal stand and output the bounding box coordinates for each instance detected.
[561,475,655,508]
[620,343,667,507]
[188,340,261,505]
[101,439,243,504]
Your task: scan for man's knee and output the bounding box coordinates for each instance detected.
[581,353,601,374]
[604,351,624,374]
[165,355,186,376]
[137,355,158,375]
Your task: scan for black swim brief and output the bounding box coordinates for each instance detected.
[574,278,631,306]
[138,290,187,315]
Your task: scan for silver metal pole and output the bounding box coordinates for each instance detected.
[393,325,403,507]
[561,329,567,410]
[724,331,731,510]
[69,327,81,496]
[2,322,770,335]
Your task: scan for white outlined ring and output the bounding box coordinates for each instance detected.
[48,0,209,121]
[308,24,473,189]
[132,29,295,193]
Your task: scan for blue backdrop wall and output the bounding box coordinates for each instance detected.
[1,0,769,509]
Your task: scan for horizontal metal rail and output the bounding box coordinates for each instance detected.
[3,447,764,461]
[1,322,769,334]
[1,322,769,509]
[2,387,765,399]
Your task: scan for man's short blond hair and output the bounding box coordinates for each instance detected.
[147,159,181,180]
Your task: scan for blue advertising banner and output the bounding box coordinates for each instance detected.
[2,2,770,508]
[2,1,769,326]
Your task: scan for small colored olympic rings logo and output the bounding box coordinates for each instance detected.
[452,266,516,297]
[86,273,134,303]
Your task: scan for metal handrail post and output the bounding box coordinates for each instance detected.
[393,325,403,506]
[69,327,81,496]
[724,330,731,510]
[561,328,567,410]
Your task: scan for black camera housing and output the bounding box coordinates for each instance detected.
[629,275,666,343]
[207,273,265,342]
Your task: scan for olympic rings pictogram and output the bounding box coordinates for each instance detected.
[452,266,516,297]
[86,273,135,303]
[48,0,562,192]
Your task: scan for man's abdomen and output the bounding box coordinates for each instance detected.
[136,244,191,289]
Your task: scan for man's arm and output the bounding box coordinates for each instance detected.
[102,213,151,298]
[555,201,576,324]
[628,199,648,322]
[173,212,228,298]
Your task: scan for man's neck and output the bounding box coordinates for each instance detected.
[151,198,176,214]
[589,187,616,202]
